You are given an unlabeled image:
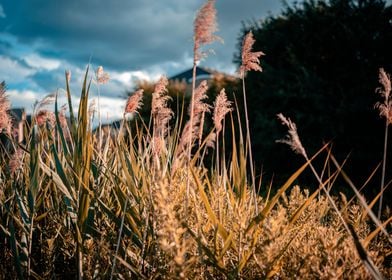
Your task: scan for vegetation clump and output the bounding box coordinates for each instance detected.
[0,0,391,279]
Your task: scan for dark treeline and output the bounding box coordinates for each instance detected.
[235,0,392,203]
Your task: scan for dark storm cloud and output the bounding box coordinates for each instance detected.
[0,0,284,74]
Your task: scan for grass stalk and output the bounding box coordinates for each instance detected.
[241,77,258,214]
[378,119,388,219]
[110,196,129,280]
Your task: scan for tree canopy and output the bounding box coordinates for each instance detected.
[235,0,392,197]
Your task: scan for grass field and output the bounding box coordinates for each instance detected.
[0,1,391,279]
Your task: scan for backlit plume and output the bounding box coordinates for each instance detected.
[276,113,306,157]
[96,66,110,84]
[194,0,221,61]
[178,80,211,152]
[213,88,233,135]
[0,82,11,134]
[33,93,56,127]
[375,68,392,124]
[35,110,56,127]
[125,89,144,115]
[151,76,173,138]
[240,31,265,77]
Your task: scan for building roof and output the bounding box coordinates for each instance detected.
[8,108,25,123]
[169,66,215,84]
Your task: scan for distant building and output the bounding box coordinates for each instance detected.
[9,108,27,143]
[169,66,235,96]
[169,66,216,84]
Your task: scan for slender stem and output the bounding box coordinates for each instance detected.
[97,85,102,158]
[186,60,197,215]
[216,133,220,180]
[378,120,388,219]
[305,155,384,279]
[242,77,258,214]
[77,243,83,280]
[110,196,129,280]
[27,217,34,279]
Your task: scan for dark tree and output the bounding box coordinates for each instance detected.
[235,0,392,201]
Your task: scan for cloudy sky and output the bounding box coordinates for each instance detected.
[0,0,293,121]
[2,0,390,123]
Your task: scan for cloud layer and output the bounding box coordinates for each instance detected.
[0,0,311,123]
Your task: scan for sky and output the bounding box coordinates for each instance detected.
[0,0,291,122]
[1,0,390,123]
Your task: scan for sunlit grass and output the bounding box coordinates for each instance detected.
[0,0,391,279]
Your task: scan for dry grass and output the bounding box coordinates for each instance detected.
[0,1,391,279]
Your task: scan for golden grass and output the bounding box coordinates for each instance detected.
[0,1,391,278]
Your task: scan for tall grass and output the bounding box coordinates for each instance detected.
[375,68,392,220]
[0,1,391,279]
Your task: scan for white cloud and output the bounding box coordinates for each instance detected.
[0,5,6,18]
[96,96,126,122]
[24,54,61,71]
[111,70,159,88]
[7,88,125,125]
[7,89,41,112]
[0,55,35,82]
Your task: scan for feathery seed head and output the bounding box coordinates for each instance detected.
[188,80,210,116]
[125,89,144,115]
[34,93,55,114]
[151,76,173,140]
[35,110,55,127]
[377,68,391,99]
[152,76,170,115]
[276,113,306,157]
[96,66,110,84]
[213,88,233,135]
[240,31,265,77]
[0,82,11,134]
[375,68,392,124]
[194,0,222,61]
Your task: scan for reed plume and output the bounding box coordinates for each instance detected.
[178,80,210,155]
[151,76,173,163]
[193,0,221,62]
[183,0,222,211]
[95,65,110,155]
[152,76,173,139]
[239,31,265,77]
[34,93,56,113]
[276,113,306,157]
[35,110,56,127]
[375,68,392,219]
[277,113,386,279]
[125,89,144,115]
[239,31,265,214]
[0,81,11,134]
[213,88,232,136]
[33,94,56,127]
[96,66,110,84]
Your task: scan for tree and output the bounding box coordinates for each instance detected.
[235,0,392,200]
[126,74,240,134]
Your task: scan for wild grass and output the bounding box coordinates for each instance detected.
[0,1,391,279]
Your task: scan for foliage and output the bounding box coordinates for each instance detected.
[235,0,392,197]
[0,1,391,278]
[0,66,390,279]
